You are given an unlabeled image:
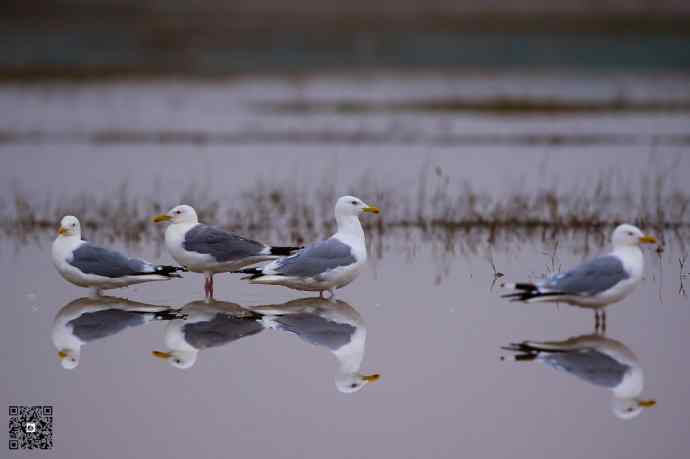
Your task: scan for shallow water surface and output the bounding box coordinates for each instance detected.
[2,75,690,458]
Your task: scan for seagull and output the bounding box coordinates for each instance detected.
[236,196,380,299]
[502,224,657,326]
[52,296,184,369]
[152,205,301,298]
[152,300,264,369]
[52,215,186,296]
[253,297,379,393]
[502,333,656,420]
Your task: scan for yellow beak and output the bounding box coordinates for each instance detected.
[58,227,67,235]
[152,350,172,360]
[639,235,657,244]
[362,206,380,215]
[362,373,381,382]
[638,399,656,408]
[152,214,172,223]
[58,351,68,360]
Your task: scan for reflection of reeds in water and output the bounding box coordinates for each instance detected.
[2,168,689,254]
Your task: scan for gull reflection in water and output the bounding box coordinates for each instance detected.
[502,333,656,420]
[253,297,380,393]
[151,300,264,369]
[150,297,379,393]
[52,296,184,369]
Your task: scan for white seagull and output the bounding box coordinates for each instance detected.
[502,224,657,324]
[153,205,301,298]
[502,333,656,420]
[236,196,380,298]
[52,215,185,296]
[52,296,183,369]
[152,300,264,369]
[253,297,380,393]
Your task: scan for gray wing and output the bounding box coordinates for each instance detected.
[542,348,630,388]
[183,224,266,262]
[67,309,146,342]
[182,313,264,349]
[542,255,630,295]
[274,238,356,278]
[69,243,154,278]
[273,313,356,350]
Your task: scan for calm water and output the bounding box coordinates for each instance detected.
[2,73,690,458]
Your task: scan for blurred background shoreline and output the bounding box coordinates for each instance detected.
[3,1,690,80]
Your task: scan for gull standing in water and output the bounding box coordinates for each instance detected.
[502,333,656,420]
[52,296,183,369]
[502,224,657,328]
[52,216,185,296]
[153,205,300,298]
[253,297,379,393]
[236,196,380,299]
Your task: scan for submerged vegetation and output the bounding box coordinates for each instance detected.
[2,166,689,256]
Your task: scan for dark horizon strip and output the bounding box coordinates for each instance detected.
[1,131,689,147]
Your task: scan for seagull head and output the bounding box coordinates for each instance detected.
[151,350,197,369]
[612,224,657,248]
[611,397,656,420]
[57,215,81,238]
[335,196,380,219]
[57,349,80,369]
[335,372,380,393]
[153,205,198,225]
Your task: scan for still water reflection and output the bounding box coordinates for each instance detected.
[52,296,379,393]
[52,296,185,369]
[502,332,655,420]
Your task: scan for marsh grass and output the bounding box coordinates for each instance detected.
[2,167,689,255]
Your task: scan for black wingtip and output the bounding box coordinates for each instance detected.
[155,265,188,278]
[153,310,188,321]
[269,245,303,256]
[514,283,538,291]
[231,267,264,280]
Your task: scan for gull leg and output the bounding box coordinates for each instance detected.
[602,310,607,334]
[209,274,214,299]
[203,274,210,299]
[89,287,103,298]
[594,310,601,334]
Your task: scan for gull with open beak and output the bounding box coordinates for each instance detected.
[502,224,657,327]
[152,204,301,299]
[51,215,186,296]
[236,196,380,299]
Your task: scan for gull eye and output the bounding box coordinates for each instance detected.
[351,200,358,205]
[628,231,634,236]
[350,383,357,388]
[175,210,181,215]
